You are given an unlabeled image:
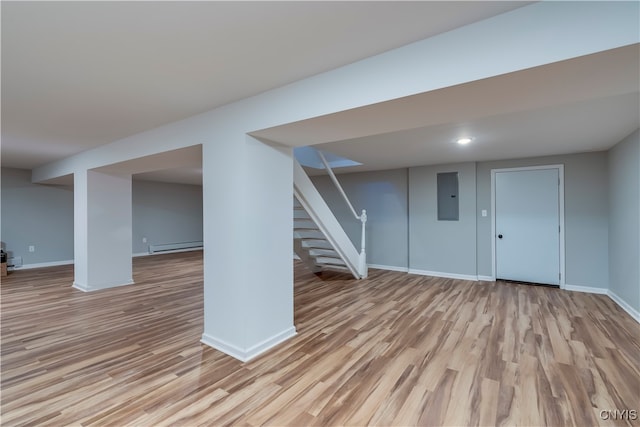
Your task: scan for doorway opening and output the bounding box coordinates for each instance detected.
[490,165,565,288]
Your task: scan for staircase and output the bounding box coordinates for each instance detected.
[293,157,367,279]
[294,197,351,274]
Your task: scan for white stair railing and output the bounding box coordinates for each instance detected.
[294,160,361,279]
[316,151,368,279]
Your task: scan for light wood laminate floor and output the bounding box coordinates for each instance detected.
[1,251,639,426]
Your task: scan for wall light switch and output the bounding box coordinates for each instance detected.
[142,237,147,243]
[28,245,35,252]
[481,210,487,217]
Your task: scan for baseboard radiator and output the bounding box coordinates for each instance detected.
[148,241,203,254]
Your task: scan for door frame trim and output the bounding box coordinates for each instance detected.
[490,164,565,288]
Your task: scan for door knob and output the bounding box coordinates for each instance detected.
[498,234,503,239]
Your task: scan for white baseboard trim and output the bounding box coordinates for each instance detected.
[201,326,297,362]
[72,279,134,292]
[563,284,639,324]
[368,266,492,281]
[8,248,204,271]
[408,268,478,281]
[564,284,608,294]
[368,264,409,273]
[72,282,91,292]
[9,259,74,271]
[607,290,640,323]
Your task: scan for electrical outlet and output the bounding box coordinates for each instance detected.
[28,245,35,252]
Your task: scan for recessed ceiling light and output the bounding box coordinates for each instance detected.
[456,137,473,145]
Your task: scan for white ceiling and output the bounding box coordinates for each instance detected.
[1,1,530,171]
[2,2,637,185]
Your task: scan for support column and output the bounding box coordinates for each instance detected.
[200,135,296,361]
[73,169,133,291]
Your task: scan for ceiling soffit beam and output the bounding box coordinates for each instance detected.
[250,45,640,146]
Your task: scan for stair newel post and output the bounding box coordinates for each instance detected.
[359,209,368,279]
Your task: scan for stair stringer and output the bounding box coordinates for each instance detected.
[293,160,360,279]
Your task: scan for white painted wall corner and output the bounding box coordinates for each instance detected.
[607,290,640,323]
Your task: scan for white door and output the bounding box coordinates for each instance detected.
[495,168,560,285]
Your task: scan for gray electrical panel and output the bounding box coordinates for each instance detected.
[437,172,459,221]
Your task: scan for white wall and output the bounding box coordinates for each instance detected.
[5,139,638,317]
[200,136,295,361]
[608,129,640,313]
[313,152,610,288]
[409,162,477,278]
[0,168,74,265]
[75,170,133,290]
[312,168,409,270]
[132,180,203,254]
[0,167,204,266]
[476,152,610,290]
